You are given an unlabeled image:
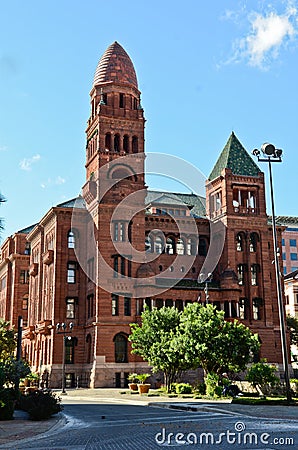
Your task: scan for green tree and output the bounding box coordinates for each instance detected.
[0,319,16,362]
[286,315,298,347]
[129,307,192,392]
[129,304,260,392]
[246,359,279,397]
[179,303,260,376]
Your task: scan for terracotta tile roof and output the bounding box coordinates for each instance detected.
[209,132,261,180]
[93,41,138,89]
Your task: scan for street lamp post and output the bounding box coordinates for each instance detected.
[252,143,292,403]
[15,315,23,392]
[199,272,213,304]
[56,322,74,394]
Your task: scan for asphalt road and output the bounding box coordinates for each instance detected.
[9,400,298,449]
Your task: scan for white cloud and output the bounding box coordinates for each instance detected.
[223,1,298,69]
[19,154,41,171]
[41,176,66,189]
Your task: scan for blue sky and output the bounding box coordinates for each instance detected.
[1,0,298,242]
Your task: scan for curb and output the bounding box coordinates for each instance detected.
[148,403,245,416]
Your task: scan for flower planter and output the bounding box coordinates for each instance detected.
[137,383,150,394]
[128,383,138,391]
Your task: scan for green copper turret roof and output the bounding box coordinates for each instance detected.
[208,132,261,180]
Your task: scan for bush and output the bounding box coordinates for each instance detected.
[175,383,193,394]
[20,390,62,420]
[0,388,17,420]
[246,359,279,397]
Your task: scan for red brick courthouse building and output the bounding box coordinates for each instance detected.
[0,42,287,388]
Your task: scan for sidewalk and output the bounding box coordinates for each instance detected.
[1,388,298,446]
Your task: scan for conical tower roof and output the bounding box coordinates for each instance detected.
[209,132,260,180]
[93,41,138,89]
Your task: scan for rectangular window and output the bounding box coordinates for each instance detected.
[67,262,76,283]
[119,93,124,108]
[66,298,75,319]
[114,223,119,241]
[121,257,125,277]
[290,253,298,261]
[292,266,298,272]
[22,297,28,310]
[237,265,245,285]
[251,265,258,286]
[87,258,94,281]
[87,294,94,318]
[20,270,29,284]
[239,299,247,320]
[290,239,297,247]
[282,252,286,260]
[65,337,74,364]
[282,238,285,246]
[113,256,118,278]
[124,297,131,316]
[283,267,287,275]
[112,294,119,316]
[0,276,7,291]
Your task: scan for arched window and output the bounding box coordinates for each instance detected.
[154,236,163,254]
[86,334,92,364]
[105,133,111,150]
[114,333,128,363]
[236,233,244,252]
[198,237,208,256]
[166,237,175,254]
[250,233,258,252]
[114,134,120,152]
[132,136,138,153]
[123,135,129,153]
[68,230,76,249]
[176,238,185,255]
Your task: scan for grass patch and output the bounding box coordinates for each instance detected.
[232,396,298,406]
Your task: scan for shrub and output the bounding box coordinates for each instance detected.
[175,383,193,394]
[20,390,62,420]
[0,388,17,420]
[246,359,279,397]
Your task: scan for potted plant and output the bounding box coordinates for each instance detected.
[127,373,138,391]
[136,373,151,394]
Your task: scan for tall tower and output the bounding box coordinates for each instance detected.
[206,132,285,364]
[82,42,147,387]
